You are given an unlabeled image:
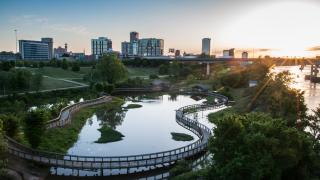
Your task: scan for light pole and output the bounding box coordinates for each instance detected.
[14,29,18,67]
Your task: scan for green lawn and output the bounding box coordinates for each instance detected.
[127,67,158,77]
[26,67,88,79]
[40,77,79,90]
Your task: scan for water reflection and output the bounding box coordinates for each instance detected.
[66,94,204,157]
[95,106,125,129]
[273,65,320,113]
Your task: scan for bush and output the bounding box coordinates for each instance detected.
[61,59,68,70]
[72,62,80,72]
[149,74,158,79]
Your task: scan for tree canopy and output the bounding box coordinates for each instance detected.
[95,54,127,84]
[208,112,320,180]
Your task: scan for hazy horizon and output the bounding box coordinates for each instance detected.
[1,0,320,58]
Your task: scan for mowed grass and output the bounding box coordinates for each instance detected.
[127,67,158,77]
[26,67,88,79]
[40,76,79,90]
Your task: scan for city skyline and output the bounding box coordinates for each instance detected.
[1,0,320,57]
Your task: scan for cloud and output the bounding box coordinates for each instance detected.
[9,14,90,35]
[257,48,273,52]
[307,46,320,51]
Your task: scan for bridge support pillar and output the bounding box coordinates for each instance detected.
[206,63,210,76]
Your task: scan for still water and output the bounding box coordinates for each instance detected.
[66,94,206,157]
[273,65,320,112]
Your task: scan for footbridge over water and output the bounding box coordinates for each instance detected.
[6,92,228,176]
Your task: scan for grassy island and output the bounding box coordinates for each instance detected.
[124,104,142,109]
[171,132,194,141]
[37,97,124,153]
[95,125,124,143]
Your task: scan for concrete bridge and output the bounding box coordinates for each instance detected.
[6,92,228,176]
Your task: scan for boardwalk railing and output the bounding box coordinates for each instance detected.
[7,92,228,173]
[46,96,112,128]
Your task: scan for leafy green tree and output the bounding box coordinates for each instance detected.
[305,105,320,142]
[208,113,320,180]
[251,71,307,126]
[24,109,49,148]
[39,61,45,68]
[170,60,180,77]
[0,121,7,176]
[61,59,68,70]
[149,74,158,79]
[72,61,80,72]
[0,114,19,137]
[159,64,169,75]
[96,54,127,84]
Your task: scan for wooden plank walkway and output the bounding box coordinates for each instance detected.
[6,92,228,171]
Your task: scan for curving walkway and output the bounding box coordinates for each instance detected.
[6,92,228,174]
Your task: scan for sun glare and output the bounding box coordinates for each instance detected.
[221,1,320,57]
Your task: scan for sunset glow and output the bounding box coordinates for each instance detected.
[219,1,320,57]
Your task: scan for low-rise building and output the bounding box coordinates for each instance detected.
[19,38,53,60]
[0,51,19,61]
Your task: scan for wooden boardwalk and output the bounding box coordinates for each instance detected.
[7,92,228,172]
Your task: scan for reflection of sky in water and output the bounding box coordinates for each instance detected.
[67,95,210,156]
[273,66,320,113]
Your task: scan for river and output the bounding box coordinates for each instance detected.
[273,65,320,113]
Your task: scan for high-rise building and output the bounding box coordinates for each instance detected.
[202,38,211,56]
[121,42,130,57]
[19,38,54,60]
[137,38,164,57]
[91,37,112,59]
[41,38,53,59]
[130,31,139,43]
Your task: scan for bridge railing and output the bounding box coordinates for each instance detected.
[46,96,112,128]
[7,91,228,169]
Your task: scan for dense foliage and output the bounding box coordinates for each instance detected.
[93,54,127,84]
[208,113,320,180]
[0,69,43,94]
[251,71,307,126]
[24,109,50,148]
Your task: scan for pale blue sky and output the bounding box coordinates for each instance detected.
[1,0,320,57]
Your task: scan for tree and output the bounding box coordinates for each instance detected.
[208,113,320,180]
[159,64,169,75]
[0,121,7,176]
[305,105,320,142]
[72,62,80,72]
[251,71,307,126]
[24,109,49,148]
[0,114,19,137]
[169,60,180,77]
[61,59,68,70]
[96,54,127,84]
